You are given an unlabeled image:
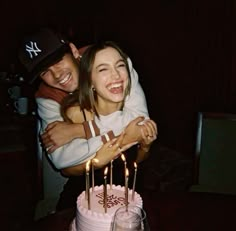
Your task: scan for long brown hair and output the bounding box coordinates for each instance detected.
[61,41,131,121]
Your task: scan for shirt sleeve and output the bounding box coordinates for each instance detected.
[36,98,102,169]
[123,58,149,119]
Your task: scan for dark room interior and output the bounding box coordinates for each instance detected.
[0,0,236,230]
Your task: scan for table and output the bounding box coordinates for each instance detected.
[144,191,236,230]
[29,191,236,231]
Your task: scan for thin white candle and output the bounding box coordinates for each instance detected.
[85,160,89,200]
[125,168,129,212]
[85,160,91,210]
[104,167,108,213]
[121,154,127,180]
[132,162,137,201]
[92,158,99,193]
[92,163,94,192]
[110,160,113,190]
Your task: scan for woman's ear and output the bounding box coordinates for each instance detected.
[69,43,81,59]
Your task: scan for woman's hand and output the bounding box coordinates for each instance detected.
[94,132,138,168]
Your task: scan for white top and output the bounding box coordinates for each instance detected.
[36,58,149,169]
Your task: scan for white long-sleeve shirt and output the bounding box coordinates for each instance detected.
[36,58,149,169]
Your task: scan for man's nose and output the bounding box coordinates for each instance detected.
[50,67,61,79]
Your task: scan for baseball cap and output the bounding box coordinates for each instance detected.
[18,28,70,83]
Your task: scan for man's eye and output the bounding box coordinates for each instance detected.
[40,70,48,77]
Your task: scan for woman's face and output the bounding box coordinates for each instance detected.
[91,47,129,106]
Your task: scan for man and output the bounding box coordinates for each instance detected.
[19,27,150,168]
[18,27,152,214]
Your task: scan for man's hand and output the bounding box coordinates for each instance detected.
[121,116,158,149]
[136,119,158,163]
[41,121,85,153]
[139,119,157,148]
[121,116,146,145]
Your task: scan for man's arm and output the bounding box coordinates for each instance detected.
[41,121,84,152]
[36,98,103,169]
[123,58,149,118]
[61,132,138,176]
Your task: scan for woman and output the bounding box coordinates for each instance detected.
[57,41,157,210]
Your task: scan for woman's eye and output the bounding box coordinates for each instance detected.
[98,68,107,72]
[117,61,126,68]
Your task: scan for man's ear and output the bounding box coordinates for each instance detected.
[69,43,81,59]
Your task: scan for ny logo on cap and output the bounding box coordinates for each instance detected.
[25,41,42,59]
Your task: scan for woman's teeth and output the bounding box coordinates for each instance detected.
[108,83,122,90]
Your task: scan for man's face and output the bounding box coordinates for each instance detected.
[39,53,79,93]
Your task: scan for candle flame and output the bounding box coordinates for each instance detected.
[126,168,129,177]
[86,160,91,172]
[121,154,126,162]
[104,166,108,176]
[134,162,137,169]
[92,158,99,164]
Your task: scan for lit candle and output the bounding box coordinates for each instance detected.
[125,168,129,211]
[104,167,108,213]
[110,160,113,190]
[85,160,89,200]
[85,160,91,210]
[132,162,137,201]
[92,158,99,193]
[121,154,127,179]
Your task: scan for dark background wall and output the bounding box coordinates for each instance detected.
[0,0,235,157]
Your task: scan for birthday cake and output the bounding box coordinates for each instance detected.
[70,185,143,231]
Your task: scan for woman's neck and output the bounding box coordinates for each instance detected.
[96,101,123,116]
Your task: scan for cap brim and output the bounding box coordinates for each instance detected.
[29,44,70,84]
